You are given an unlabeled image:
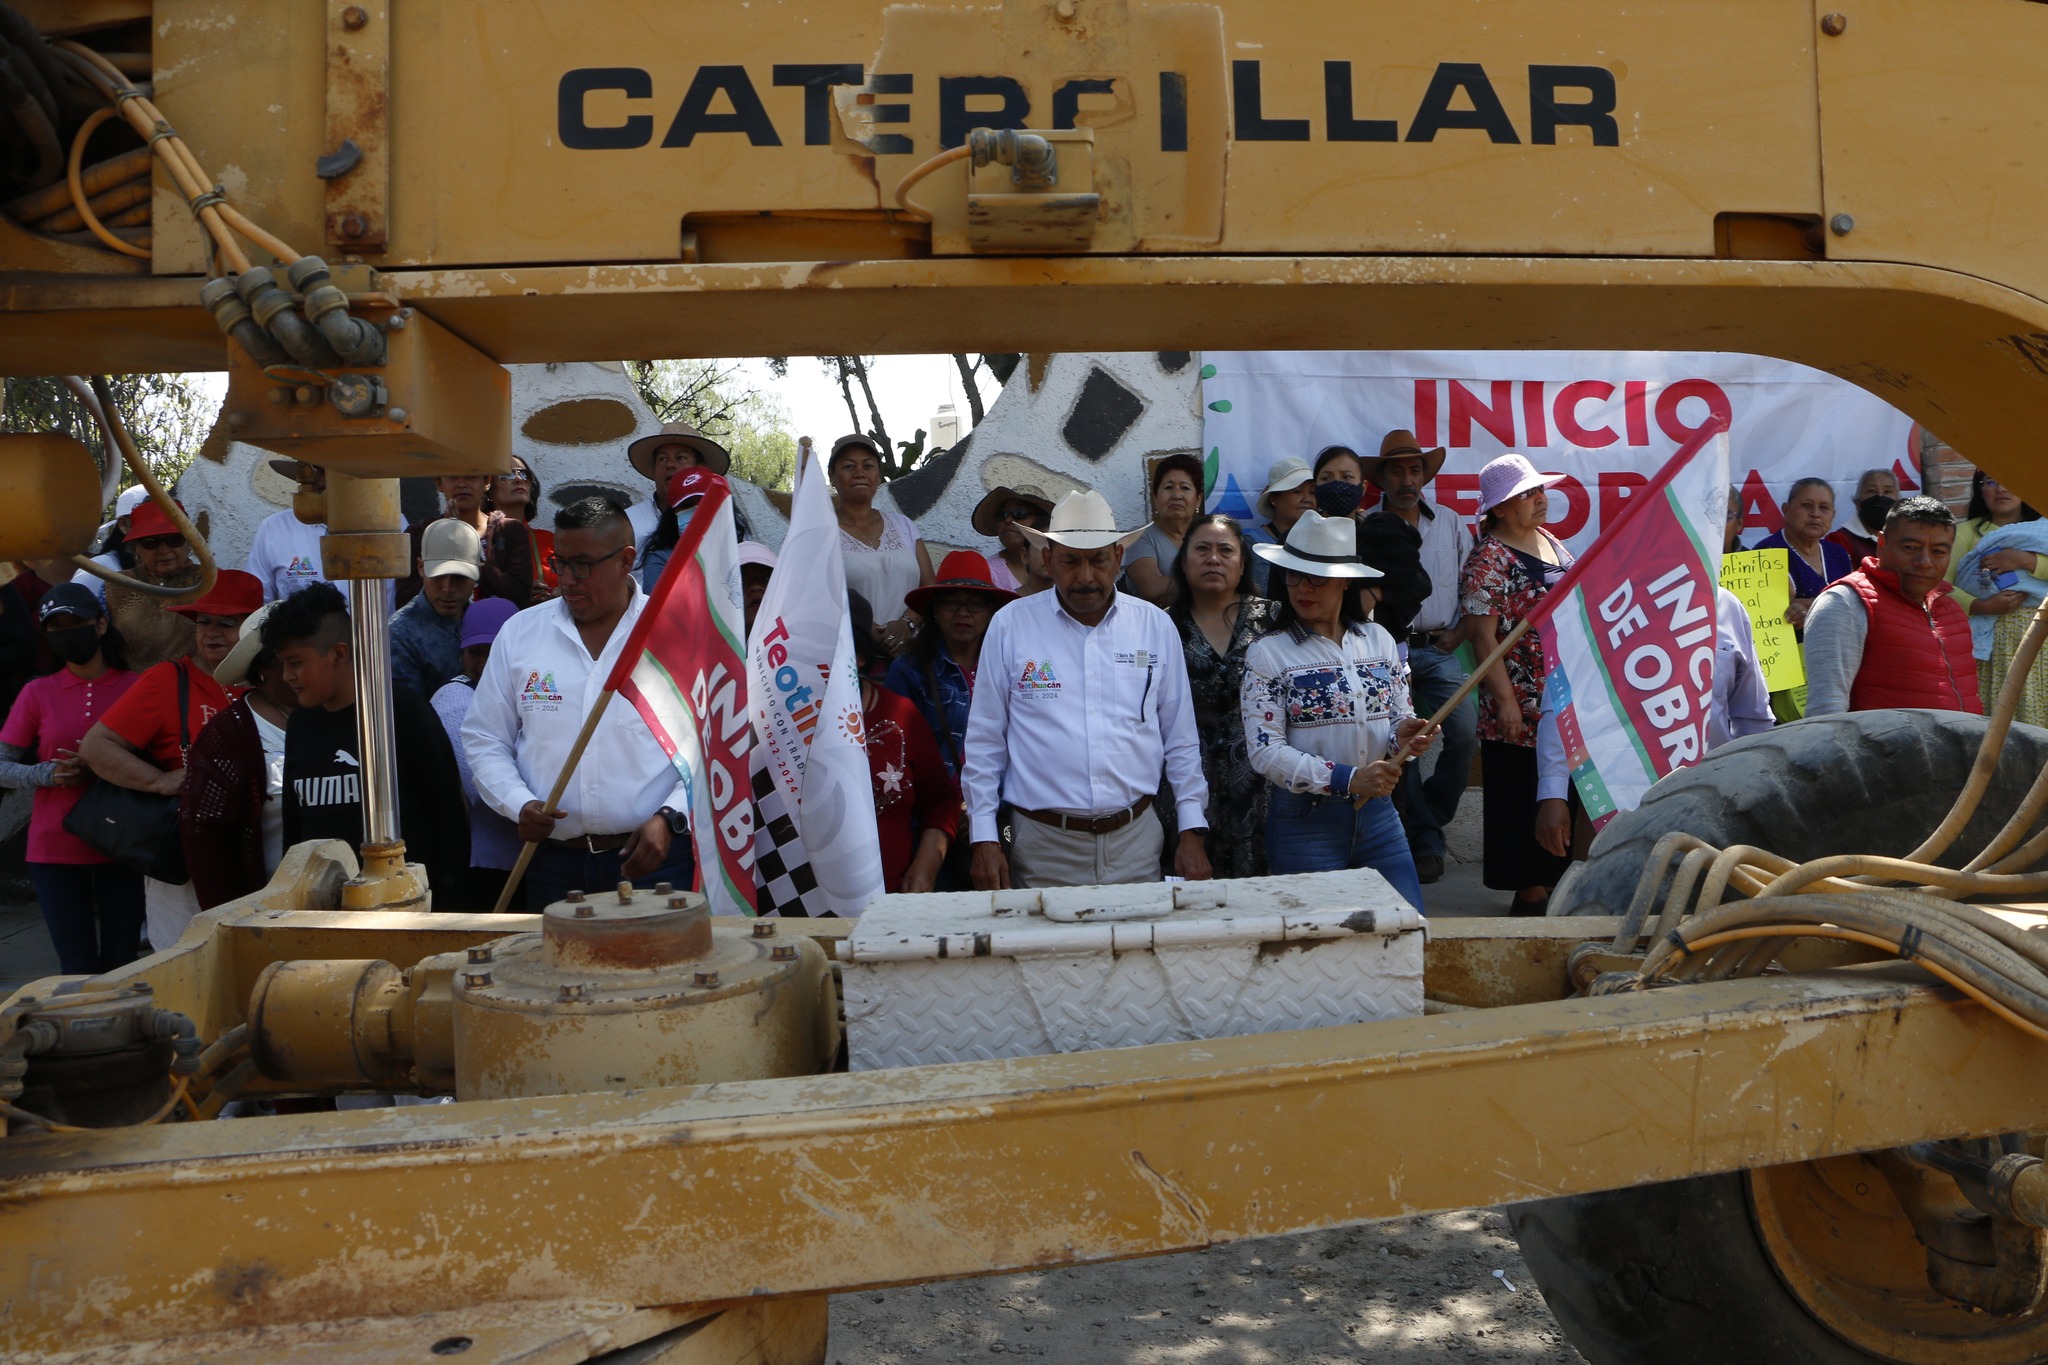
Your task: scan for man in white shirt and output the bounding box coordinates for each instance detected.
[1367,429,1475,886]
[462,496,692,910]
[245,461,386,612]
[961,489,1212,890]
[1533,585,1774,856]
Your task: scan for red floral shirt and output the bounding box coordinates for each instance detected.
[1458,531,1572,747]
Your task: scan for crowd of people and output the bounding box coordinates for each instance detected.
[0,416,2021,975]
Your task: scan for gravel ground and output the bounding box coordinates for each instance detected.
[826,1209,1586,1363]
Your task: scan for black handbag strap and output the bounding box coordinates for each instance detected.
[175,658,192,759]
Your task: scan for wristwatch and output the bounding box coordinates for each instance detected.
[658,805,688,836]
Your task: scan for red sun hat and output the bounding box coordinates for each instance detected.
[122,497,187,542]
[165,569,266,619]
[904,550,1019,618]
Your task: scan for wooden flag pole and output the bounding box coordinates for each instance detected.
[490,688,620,914]
[1355,618,1533,810]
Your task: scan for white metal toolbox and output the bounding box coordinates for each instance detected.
[837,871,1424,1071]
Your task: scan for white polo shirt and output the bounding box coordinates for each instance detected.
[244,509,388,612]
[462,584,688,839]
[961,588,1210,844]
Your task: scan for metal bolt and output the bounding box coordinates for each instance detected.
[387,406,408,423]
[1054,0,1076,17]
[339,213,367,240]
[574,903,595,918]
[1820,12,1847,35]
[565,889,584,903]
[771,944,797,961]
[465,946,492,964]
[385,311,408,332]
[558,983,586,1002]
[668,896,687,909]
[655,882,673,895]
[1830,213,1855,236]
[295,385,319,406]
[752,920,777,938]
[616,881,634,904]
[341,5,370,30]
[226,410,250,430]
[694,969,720,987]
[266,385,291,406]
[463,971,491,989]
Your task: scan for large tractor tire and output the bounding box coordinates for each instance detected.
[1516,710,2048,1365]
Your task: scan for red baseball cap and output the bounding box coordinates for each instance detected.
[123,498,187,542]
[166,569,265,619]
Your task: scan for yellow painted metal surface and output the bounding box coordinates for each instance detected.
[1,970,2042,1355]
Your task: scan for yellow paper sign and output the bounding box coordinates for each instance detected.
[1720,549,1806,691]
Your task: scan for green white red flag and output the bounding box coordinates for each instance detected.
[1537,424,1732,827]
[605,468,756,915]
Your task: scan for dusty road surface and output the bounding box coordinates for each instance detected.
[827,1208,1586,1363]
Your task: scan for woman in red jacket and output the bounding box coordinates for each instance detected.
[849,592,960,894]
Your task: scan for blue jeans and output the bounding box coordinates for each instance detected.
[523,834,696,914]
[1396,643,1479,860]
[30,861,146,976]
[1265,788,1425,913]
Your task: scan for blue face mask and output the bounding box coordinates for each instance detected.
[1315,481,1365,518]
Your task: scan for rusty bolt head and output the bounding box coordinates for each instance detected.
[565,890,584,903]
[341,5,370,29]
[694,969,720,987]
[226,411,250,430]
[465,946,493,964]
[558,983,586,1002]
[667,895,688,909]
[616,881,635,904]
[655,882,673,895]
[751,920,777,938]
[339,213,368,240]
[771,944,798,961]
[388,406,409,423]
[266,385,291,406]
[462,971,491,989]
[574,902,596,918]
[1820,12,1847,35]
[295,385,319,406]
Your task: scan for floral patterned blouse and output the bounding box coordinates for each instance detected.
[1174,596,1277,879]
[1458,531,1573,748]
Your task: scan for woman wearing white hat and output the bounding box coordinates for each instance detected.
[1458,453,1576,913]
[1241,513,1434,909]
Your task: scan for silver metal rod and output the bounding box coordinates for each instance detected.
[349,577,399,846]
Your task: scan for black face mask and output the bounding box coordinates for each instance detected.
[45,625,100,666]
[1315,481,1365,518]
[1858,494,1896,533]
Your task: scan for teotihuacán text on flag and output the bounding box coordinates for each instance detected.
[1539,430,1734,828]
[1199,351,1918,553]
[607,468,758,916]
[745,449,886,918]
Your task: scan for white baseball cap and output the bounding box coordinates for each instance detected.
[420,518,481,580]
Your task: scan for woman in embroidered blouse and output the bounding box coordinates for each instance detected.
[1460,453,1576,913]
[1168,515,1276,879]
[1241,513,1433,910]
[832,434,935,658]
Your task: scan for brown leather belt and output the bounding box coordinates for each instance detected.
[548,831,632,853]
[1014,795,1152,836]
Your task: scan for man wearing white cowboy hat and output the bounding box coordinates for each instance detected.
[961,488,1212,889]
[1364,428,1470,885]
[1243,456,1318,597]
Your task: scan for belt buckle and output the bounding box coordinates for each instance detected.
[583,833,601,854]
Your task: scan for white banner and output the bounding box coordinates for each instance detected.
[746,452,885,918]
[1200,351,1922,553]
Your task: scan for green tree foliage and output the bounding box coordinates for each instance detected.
[627,359,798,492]
[2,374,216,513]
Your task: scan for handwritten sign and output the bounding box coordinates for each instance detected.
[1720,549,1805,691]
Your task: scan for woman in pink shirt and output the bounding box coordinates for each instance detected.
[0,584,141,973]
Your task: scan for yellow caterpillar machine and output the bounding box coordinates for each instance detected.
[7,2,2048,1362]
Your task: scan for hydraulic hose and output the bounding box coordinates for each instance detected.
[234,266,339,367]
[63,106,144,258]
[198,278,287,366]
[288,256,385,366]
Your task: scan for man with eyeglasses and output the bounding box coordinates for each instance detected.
[463,496,696,909]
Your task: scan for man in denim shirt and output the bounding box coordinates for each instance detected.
[390,519,479,700]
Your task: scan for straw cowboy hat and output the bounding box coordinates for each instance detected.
[905,550,1019,618]
[1255,457,1314,520]
[971,483,1055,537]
[1476,453,1565,515]
[1365,429,1448,487]
[1017,489,1149,553]
[1251,512,1384,580]
[627,421,731,480]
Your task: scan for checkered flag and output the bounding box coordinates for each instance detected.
[752,761,822,917]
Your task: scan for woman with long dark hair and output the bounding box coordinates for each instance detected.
[1168,514,1275,878]
[1241,514,1430,909]
[0,585,143,973]
[483,454,556,601]
[1950,467,2048,725]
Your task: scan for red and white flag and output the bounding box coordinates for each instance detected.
[605,468,756,915]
